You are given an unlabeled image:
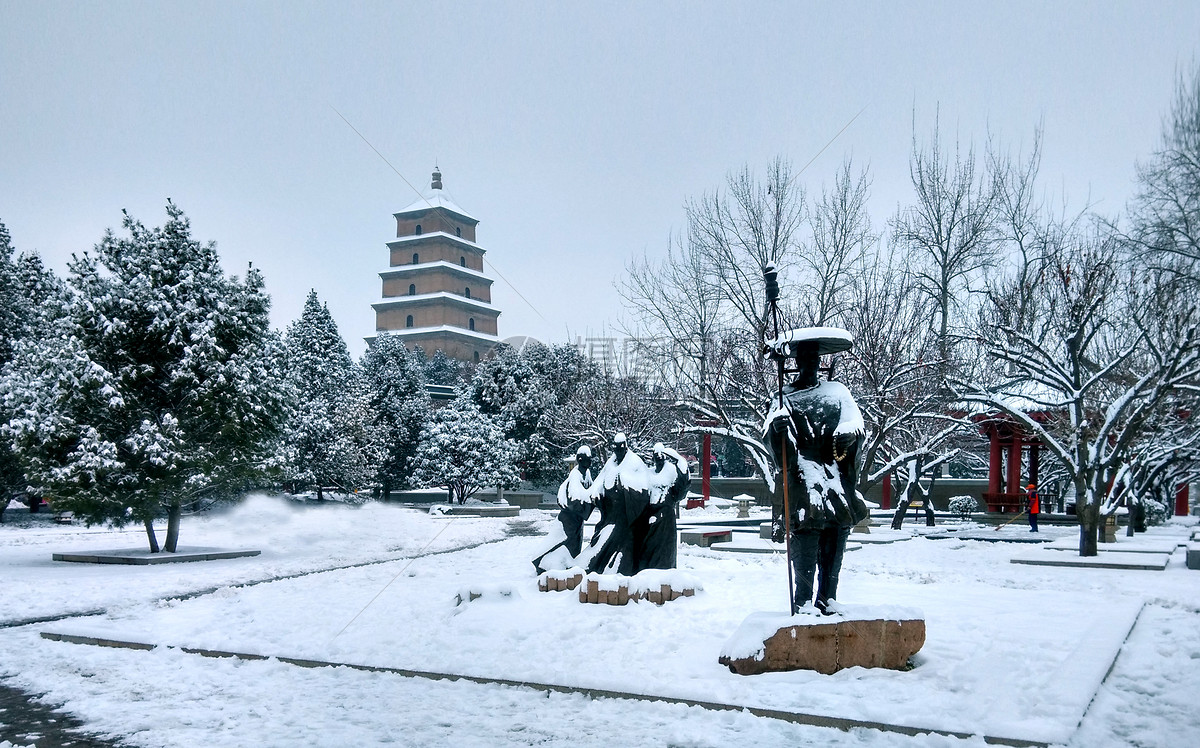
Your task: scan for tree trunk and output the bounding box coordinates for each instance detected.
[164,500,182,553]
[922,474,939,527]
[316,484,324,501]
[890,499,911,530]
[28,496,40,513]
[1077,503,1098,556]
[144,518,160,553]
[382,479,391,502]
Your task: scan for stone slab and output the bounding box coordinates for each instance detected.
[434,505,520,517]
[52,547,261,565]
[924,531,1052,544]
[719,615,925,675]
[679,529,733,547]
[1045,536,1183,554]
[847,532,913,544]
[709,537,862,555]
[1010,549,1170,570]
[1187,543,1200,571]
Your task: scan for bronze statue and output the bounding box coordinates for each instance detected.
[763,330,867,614]
[556,445,594,556]
[636,442,690,571]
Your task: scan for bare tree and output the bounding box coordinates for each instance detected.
[893,115,1002,366]
[959,228,1200,555]
[799,160,875,326]
[837,249,966,527]
[1128,64,1200,276]
[685,157,806,339]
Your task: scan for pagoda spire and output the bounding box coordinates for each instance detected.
[431,167,442,191]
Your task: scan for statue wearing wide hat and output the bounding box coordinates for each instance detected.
[762,326,868,614]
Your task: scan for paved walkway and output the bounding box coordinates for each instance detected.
[0,679,130,748]
[1,528,528,746]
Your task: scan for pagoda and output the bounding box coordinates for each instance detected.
[371,169,501,362]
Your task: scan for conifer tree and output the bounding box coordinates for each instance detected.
[361,334,429,499]
[412,395,518,504]
[281,291,379,498]
[1,204,286,550]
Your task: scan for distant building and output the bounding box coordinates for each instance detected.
[370,169,501,363]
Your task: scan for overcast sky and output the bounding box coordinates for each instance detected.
[2,1,1198,358]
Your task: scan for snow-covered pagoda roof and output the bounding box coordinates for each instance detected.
[372,292,499,315]
[385,231,486,254]
[394,179,477,222]
[367,324,500,343]
[378,260,492,282]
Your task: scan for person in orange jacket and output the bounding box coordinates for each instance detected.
[1026,483,1040,532]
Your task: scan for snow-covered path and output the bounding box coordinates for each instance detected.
[2,496,1198,747]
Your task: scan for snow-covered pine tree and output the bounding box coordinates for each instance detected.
[1,204,287,550]
[361,334,429,499]
[411,395,518,504]
[0,220,29,521]
[281,291,378,499]
[423,348,464,386]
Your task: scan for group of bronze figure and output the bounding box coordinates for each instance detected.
[536,433,691,575]
[534,317,866,617]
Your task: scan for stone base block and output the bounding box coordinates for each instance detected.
[578,578,695,606]
[719,614,925,675]
[538,571,584,592]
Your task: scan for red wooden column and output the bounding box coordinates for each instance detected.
[881,473,892,510]
[1177,483,1191,516]
[1006,435,1022,497]
[701,432,712,508]
[1028,441,1040,488]
[987,428,1002,495]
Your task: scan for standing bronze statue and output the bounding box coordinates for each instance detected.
[636,442,691,571]
[763,326,868,615]
[556,445,595,556]
[587,432,650,575]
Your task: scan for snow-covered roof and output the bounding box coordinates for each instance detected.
[385,231,485,253]
[372,292,500,314]
[367,324,501,343]
[765,326,854,356]
[394,189,478,222]
[378,260,493,282]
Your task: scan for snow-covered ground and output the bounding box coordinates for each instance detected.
[2,495,1198,747]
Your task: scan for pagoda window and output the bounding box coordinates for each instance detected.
[469,318,475,331]
[408,283,416,296]
[415,224,422,235]
[460,256,466,267]
[406,315,414,328]
[456,227,462,237]
[412,252,419,264]
[464,287,471,299]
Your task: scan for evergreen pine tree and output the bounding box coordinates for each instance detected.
[281,291,378,498]
[1,204,287,550]
[361,334,430,499]
[411,395,518,504]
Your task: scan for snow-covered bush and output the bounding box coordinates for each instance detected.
[948,495,977,519]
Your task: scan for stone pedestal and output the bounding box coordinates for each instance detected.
[719,610,925,675]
